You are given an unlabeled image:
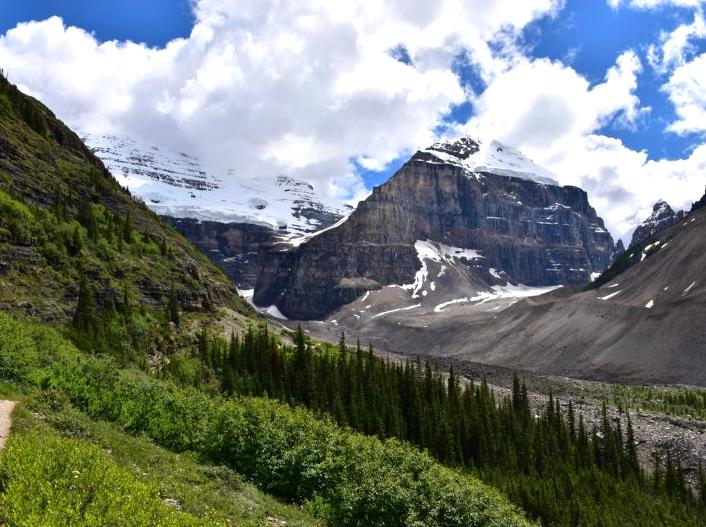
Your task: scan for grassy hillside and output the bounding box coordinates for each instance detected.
[0,73,246,324]
[0,386,322,527]
[0,311,533,527]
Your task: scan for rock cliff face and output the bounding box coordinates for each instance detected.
[165,218,275,290]
[255,138,616,320]
[630,200,686,248]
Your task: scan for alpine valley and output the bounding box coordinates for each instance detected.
[1,55,706,527]
[87,132,706,385]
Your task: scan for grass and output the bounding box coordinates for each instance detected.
[1,387,322,527]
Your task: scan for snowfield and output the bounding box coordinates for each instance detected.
[82,133,348,238]
[420,138,559,186]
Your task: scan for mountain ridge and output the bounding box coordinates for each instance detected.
[254,136,616,320]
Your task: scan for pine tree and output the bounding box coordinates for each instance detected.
[72,273,95,333]
[338,331,346,355]
[78,200,99,242]
[167,284,180,326]
[625,412,640,480]
[123,211,133,243]
[198,327,211,369]
[698,460,706,509]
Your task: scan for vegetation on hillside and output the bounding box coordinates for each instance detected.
[0,388,322,527]
[181,324,706,527]
[0,433,215,526]
[0,73,245,327]
[0,312,533,527]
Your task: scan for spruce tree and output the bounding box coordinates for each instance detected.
[72,273,95,333]
[78,200,99,242]
[123,211,133,243]
[625,412,640,480]
[167,284,180,326]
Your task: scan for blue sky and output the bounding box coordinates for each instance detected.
[0,0,194,47]
[522,1,704,160]
[0,0,704,239]
[358,1,706,188]
[2,0,700,185]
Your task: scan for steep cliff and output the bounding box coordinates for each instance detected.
[165,217,275,290]
[255,138,616,320]
[630,200,686,248]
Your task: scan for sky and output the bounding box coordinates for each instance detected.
[0,0,705,242]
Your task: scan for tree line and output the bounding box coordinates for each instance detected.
[180,323,705,526]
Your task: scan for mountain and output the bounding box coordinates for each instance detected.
[255,136,616,320]
[630,199,686,248]
[306,187,706,386]
[0,75,243,323]
[82,133,348,236]
[82,133,349,289]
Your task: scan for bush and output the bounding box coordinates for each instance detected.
[0,433,214,526]
[0,190,37,244]
[0,312,532,527]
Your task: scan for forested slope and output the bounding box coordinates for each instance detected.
[0,72,245,325]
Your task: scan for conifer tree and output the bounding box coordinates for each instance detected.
[78,200,99,242]
[73,272,96,334]
[698,460,706,509]
[123,211,133,243]
[167,284,180,326]
[625,412,640,480]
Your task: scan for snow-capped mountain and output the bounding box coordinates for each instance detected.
[82,133,348,238]
[417,136,559,185]
[255,136,615,320]
[630,199,686,248]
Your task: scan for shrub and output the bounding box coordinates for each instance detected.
[0,433,214,526]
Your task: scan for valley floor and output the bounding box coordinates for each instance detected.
[445,360,706,487]
[284,317,706,488]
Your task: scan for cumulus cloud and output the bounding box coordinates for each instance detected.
[0,0,561,202]
[646,9,705,73]
[0,0,703,243]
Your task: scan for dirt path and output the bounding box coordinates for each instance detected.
[0,400,16,450]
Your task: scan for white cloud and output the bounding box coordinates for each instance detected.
[0,0,561,204]
[646,9,705,73]
[662,46,706,135]
[0,0,703,244]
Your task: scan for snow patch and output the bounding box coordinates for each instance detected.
[402,240,483,298]
[683,281,697,295]
[599,290,622,301]
[434,298,470,313]
[372,304,422,318]
[265,305,288,320]
[489,268,503,279]
[288,214,351,247]
[433,284,562,312]
[238,289,255,301]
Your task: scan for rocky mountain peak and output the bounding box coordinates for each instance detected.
[630,199,686,248]
[254,138,615,320]
[426,136,480,159]
[413,136,559,186]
